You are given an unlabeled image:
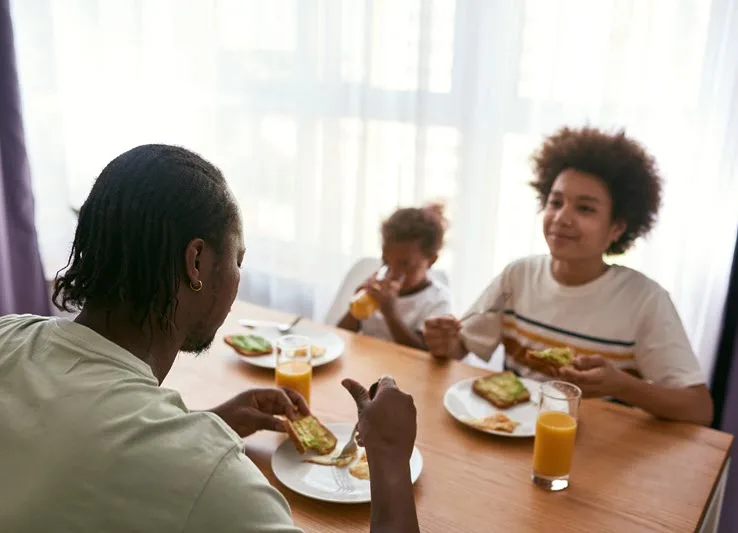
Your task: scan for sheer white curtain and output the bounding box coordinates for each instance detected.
[11,0,738,377]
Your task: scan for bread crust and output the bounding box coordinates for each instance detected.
[283,417,308,454]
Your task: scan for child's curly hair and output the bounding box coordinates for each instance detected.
[381,203,448,257]
[530,126,663,255]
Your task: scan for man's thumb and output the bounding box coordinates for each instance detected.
[342,378,370,412]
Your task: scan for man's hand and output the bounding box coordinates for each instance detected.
[208,387,310,438]
[558,355,625,398]
[343,377,421,533]
[424,316,464,359]
[342,376,417,462]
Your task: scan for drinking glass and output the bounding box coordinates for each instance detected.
[531,381,582,491]
[275,335,312,405]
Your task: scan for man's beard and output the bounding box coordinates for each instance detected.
[181,330,216,355]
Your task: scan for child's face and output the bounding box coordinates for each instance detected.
[381,240,436,292]
[542,169,626,261]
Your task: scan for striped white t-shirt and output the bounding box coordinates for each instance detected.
[460,255,705,388]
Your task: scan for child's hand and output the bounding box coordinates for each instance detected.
[354,277,372,294]
[365,274,402,314]
[355,265,389,294]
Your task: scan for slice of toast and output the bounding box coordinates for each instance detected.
[224,334,273,357]
[283,415,338,455]
[472,371,530,409]
[527,347,574,368]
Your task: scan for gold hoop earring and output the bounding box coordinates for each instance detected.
[190,280,203,292]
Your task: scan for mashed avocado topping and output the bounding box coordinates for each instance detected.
[228,334,272,352]
[532,347,574,366]
[294,416,334,454]
[476,373,527,402]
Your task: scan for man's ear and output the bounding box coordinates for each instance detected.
[428,253,439,268]
[184,238,206,287]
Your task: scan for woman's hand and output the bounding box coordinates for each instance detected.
[424,316,464,360]
[558,355,625,398]
[561,356,713,425]
[208,387,310,438]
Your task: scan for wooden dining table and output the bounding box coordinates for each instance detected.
[163,301,733,533]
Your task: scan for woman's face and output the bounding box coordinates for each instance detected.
[542,169,625,262]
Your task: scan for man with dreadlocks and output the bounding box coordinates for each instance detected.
[0,145,420,533]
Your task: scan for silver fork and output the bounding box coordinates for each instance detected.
[334,425,359,467]
[277,316,302,334]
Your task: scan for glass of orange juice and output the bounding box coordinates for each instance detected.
[349,265,388,320]
[532,381,582,491]
[275,335,312,405]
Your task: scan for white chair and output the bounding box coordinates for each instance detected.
[322,257,381,326]
[429,269,449,288]
[321,256,451,326]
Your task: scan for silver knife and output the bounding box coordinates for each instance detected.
[238,319,285,329]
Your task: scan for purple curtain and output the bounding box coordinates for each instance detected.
[713,228,738,533]
[719,363,737,533]
[0,0,50,316]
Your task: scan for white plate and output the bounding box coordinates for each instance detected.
[271,423,423,504]
[443,376,541,437]
[229,323,344,369]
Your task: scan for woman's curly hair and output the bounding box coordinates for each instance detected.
[530,126,662,255]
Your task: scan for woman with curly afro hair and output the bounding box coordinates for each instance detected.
[425,126,712,425]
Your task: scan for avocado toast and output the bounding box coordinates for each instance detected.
[472,371,531,409]
[528,347,574,368]
[283,414,338,455]
[224,334,273,356]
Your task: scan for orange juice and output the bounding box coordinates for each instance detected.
[349,290,379,320]
[275,360,312,404]
[349,265,389,320]
[532,410,577,478]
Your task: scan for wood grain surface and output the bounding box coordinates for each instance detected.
[163,302,733,533]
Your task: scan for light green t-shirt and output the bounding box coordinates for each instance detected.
[0,315,302,533]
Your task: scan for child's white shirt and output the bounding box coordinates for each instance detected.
[360,280,453,343]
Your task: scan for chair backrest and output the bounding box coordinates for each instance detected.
[321,256,451,326]
[429,268,449,288]
[322,257,382,326]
